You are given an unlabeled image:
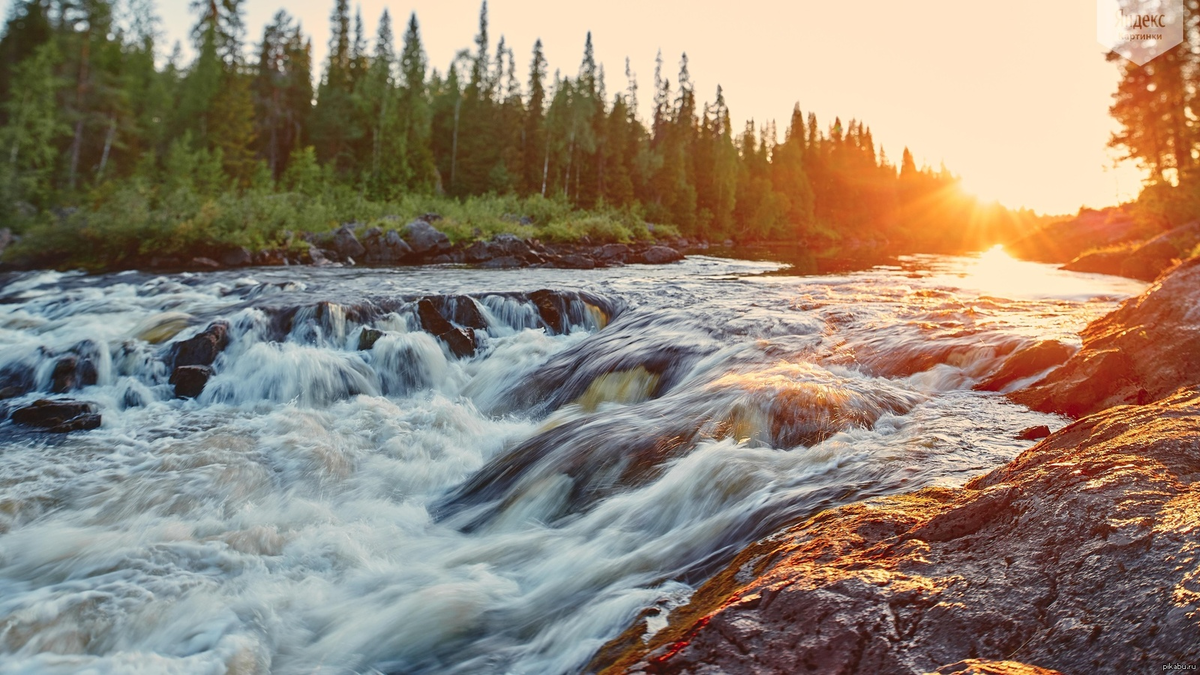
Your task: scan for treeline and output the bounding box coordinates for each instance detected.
[0,0,1034,266]
[1108,0,1200,230]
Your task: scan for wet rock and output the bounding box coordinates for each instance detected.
[402,220,451,255]
[171,321,230,369]
[529,289,567,334]
[306,245,331,266]
[640,245,684,265]
[253,249,288,266]
[554,254,596,269]
[465,240,494,263]
[491,233,535,260]
[332,224,366,260]
[220,247,253,267]
[1015,425,1051,440]
[935,660,1063,675]
[50,356,79,393]
[1012,257,1200,417]
[416,299,476,358]
[0,362,36,399]
[362,228,414,264]
[11,399,100,433]
[595,390,1200,674]
[357,327,384,351]
[974,341,1075,392]
[597,243,631,263]
[428,295,488,330]
[170,365,211,399]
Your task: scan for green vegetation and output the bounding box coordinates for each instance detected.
[0,0,1031,270]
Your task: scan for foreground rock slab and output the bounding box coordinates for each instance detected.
[1012,257,1200,418]
[594,389,1200,675]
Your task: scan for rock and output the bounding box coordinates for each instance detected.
[973,341,1075,392]
[597,243,631,263]
[595,389,1200,674]
[1066,221,1200,281]
[358,327,384,351]
[0,386,23,400]
[529,289,567,334]
[935,660,1064,675]
[332,224,367,260]
[50,356,79,393]
[253,249,288,266]
[490,233,535,260]
[1011,257,1200,417]
[171,321,230,369]
[554,254,596,269]
[170,365,211,398]
[402,220,451,255]
[307,245,331,266]
[430,254,452,264]
[416,299,476,358]
[220,247,252,267]
[640,246,684,265]
[190,257,221,269]
[11,399,100,433]
[480,256,521,269]
[363,228,415,264]
[1119,239,1178,281]
[1015,425,1051,440]
[465,240,494,263]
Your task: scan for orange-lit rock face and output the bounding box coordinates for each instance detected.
[596,389,1200,675]
[1013,257,1200,418]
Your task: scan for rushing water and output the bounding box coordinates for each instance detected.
[0,249,1145,674]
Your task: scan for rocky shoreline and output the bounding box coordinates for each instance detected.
[593,257,1200,674]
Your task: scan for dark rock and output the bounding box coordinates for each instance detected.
[480,256,521,269]
[974,341,1075,392]
[428,296,488,330]
[595,390,1200,675]
[597,243,631,262]
[11,399,99,433]
[529,289,566,334]
[430,254,452,264]
[1011,257,1200,417]
[465,240,494,263]
[416,299,476,358]
[554,254,596,269]
[50,356,79,393]
[220,247,253,267]
[0,362,36,399]
[170,365,212,399]
[490,233,534,260]
[190,257,221,269]
[640,245,684,265]
[358,328,384,351]
[253,249,288,266]
[0,386,23,400]
[402,220,451,254]
[307,245,332,266]
[1016,425,1051,441]
[171,321,230,369]
[332,224,367,260]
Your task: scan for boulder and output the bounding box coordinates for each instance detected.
[332,224,367,260]
[1011,257,1200,417]
[170,365,211,399]
[1015,425,1051,440]
[973,341,1075,392]
[416,299,476,358]
[357,327,384,351]
[402,220,451,255]
[171,321,230,369]
[553,254,596,270]
[597,243,631,263]
[220,247,253,267]
[595,390,1200,674]
[11,399,100,433]
[640,246,684,265]
[465,240,494,263]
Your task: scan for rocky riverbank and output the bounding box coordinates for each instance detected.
[593,257,1200,674]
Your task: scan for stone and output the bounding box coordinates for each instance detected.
[332,224,366,260]
[553,254,596,269]
[1011,257,1200,417]
[1015,425,1051,441]
[640,246,684,265]
[597,243,631,262]
[220,247,253,267]
[464,240,493,263]
[170,365,212,399]
[171,321,230,369]
[358,327,384,351]
[11,399,100,433]
[190,257,221,269]
[416,299,476,358]
[253,249,288,266]
[402,220,451,254]
[974,341,1075,392]
[480,256,521,269]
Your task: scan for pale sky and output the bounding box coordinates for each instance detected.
[6,0,1150,213]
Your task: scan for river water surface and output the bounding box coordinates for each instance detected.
[0,249,1145,674]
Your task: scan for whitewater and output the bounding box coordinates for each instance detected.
[0,250,1145,674]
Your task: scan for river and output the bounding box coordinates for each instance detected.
[0,248,1145,674]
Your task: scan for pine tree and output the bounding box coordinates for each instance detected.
[397,12,435,192]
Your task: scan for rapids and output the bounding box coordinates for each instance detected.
[0,249,1145,674]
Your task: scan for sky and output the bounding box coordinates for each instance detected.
[5,0,1148,214]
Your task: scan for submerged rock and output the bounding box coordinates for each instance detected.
[357,327,384,351]
[10,399,100,433]
[974,340,1074,392]
[1012,257,1200,417]
[595,389,1200,674]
